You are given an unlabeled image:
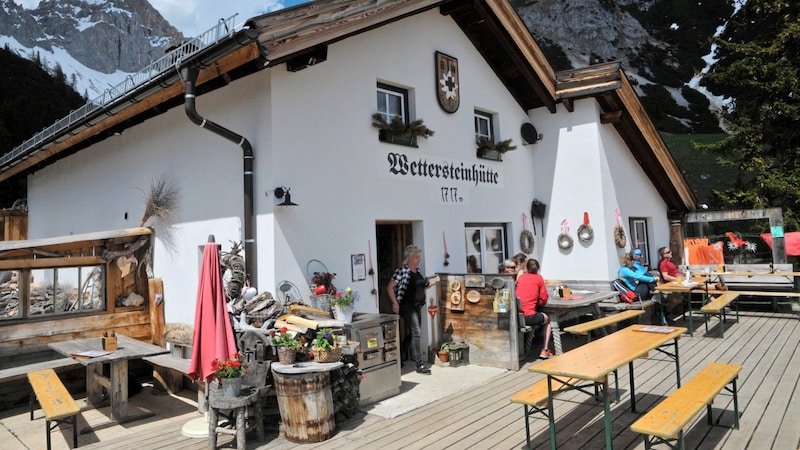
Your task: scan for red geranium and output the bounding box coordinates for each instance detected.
[212,352,246,379]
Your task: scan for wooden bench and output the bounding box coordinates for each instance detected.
[563,309,645,343]
[142,353,191,394]
[510,377,581,450]
[28,368,80,450]
[700,292,741,338]
[631,362,741,449]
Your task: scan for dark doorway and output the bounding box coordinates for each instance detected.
[375,222,412,314]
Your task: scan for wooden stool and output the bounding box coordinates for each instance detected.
[207,386,264,450]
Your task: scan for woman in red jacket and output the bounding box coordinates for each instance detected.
[516,258,553,358]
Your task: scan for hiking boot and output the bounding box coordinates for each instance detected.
[416,364,431,375]
[540,349,554,359]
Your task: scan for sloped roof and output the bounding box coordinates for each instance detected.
[0,0,695,211]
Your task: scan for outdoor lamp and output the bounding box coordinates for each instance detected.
[273,186,298,206]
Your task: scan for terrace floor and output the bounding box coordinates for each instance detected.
[2,310,798,450]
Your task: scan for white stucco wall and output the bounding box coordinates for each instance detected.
[25,8,673,331]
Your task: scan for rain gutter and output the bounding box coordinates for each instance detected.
[181,29,258,283]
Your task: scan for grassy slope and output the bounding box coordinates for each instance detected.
[660,132,733,208]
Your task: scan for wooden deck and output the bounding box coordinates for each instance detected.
[2,310,799,449]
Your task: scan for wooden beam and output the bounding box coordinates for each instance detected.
[0,256,103,270]
[600,110,622,124]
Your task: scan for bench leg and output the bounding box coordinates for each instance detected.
[72,414,78,448]
[30,391,35,421]
[46,419,52,450]
[729,377,740,430]
[602,377,612,450]
[522,405,532,450]
[720,310,726,338]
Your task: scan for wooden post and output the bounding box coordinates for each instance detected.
[149,278,165,347]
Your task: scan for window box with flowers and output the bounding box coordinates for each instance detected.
[372,113,435,147]
[476,137,516,161]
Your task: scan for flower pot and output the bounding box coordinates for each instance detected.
[221,376,242,398]
[437,351,449,363]
[332,305,354,324]
[277,346,297,365]
[314,346,343,363]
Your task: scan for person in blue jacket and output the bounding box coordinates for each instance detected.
[619,251,659,300]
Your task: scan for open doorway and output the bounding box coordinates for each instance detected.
[375,222,412,314]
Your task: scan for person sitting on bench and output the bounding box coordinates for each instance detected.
[619,251,660,300]
[516,258,553,359]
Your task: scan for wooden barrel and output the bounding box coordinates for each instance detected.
[273,370,335,443]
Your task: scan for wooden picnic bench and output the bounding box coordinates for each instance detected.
[142,353,191,394]
[563,310,645,343]
[630,362,741,449]
[700,292,741,338]
[28,368,80,450]
[510,377,584,450]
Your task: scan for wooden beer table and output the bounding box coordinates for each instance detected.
[529,324,686,450]
[49,334,168,433]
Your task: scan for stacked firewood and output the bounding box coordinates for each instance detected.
[0,271,19,318]
[330,352,360,423]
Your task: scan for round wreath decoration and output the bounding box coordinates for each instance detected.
[577,224,594,243]
[558,233,574,250]
[519,230,535,254]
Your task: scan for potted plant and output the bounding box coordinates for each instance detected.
[330,287,358,324]
[270,327,302,364]
[313,327,342,363]
[312,271,337,296]
[212,352,246,397]
[371,113,435,146]
[437,342,450,363]
[476,137,516,161]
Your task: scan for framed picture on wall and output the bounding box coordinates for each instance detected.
[351,253,366,281]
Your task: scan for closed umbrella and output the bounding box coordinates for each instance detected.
[188,235,237,382]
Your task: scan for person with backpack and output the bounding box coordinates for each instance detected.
[619,251,659,300]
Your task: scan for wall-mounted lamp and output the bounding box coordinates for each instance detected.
[273,186,298,206]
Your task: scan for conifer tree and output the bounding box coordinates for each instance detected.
[700,0,800,228]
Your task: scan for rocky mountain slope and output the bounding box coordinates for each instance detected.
[0,0,730,132]
[512,0,733,133]
[0,0,181,98]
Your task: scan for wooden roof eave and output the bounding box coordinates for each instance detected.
[251,0,557,112]
[0,227,153,257]
[250,0,444,64]
[613,76,697,211]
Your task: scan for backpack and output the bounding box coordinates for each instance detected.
[611,279,637,304]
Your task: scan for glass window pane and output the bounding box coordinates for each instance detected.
[465,224,507,274]
[0,270,21,320]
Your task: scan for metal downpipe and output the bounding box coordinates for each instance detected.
[182,66,256,286]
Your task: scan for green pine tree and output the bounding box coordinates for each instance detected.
[699,0,800,229]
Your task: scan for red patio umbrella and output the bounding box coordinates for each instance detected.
[188,235,237,383]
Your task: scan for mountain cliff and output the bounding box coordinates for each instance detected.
[0,0,181,97]
[512,0,732,133]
